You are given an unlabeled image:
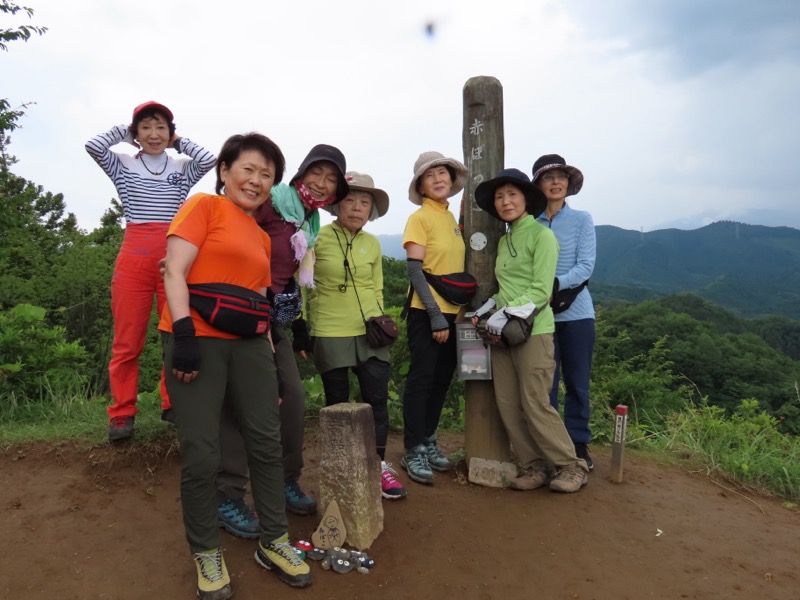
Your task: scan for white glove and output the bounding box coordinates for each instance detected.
[505,302,536,319]
[486,308,509,336]
[474,298,496,318]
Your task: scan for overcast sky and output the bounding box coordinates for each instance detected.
[3,0,799,235]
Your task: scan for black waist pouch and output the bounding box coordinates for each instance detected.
[188,283,271,337]
[423,271,478,306]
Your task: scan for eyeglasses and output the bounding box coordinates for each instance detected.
[541,171,569,182]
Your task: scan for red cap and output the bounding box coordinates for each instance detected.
[615,404,629,416]
[132,101,173,122]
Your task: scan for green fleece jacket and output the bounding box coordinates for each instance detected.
[491,215,559,336]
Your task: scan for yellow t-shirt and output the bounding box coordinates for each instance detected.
[402,198,465,315]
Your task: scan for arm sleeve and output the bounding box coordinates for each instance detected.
[559,212,596,289]
[407,259,448,331]
[177,137,217,187]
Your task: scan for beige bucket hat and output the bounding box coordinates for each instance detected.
[326,171,390,221]
[408,151,468,205]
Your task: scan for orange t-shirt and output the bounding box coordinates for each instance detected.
[158,193,272,339]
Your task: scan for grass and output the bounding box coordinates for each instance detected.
[0,388,174,448]
[3,382,798,505]
[647,400,800,501]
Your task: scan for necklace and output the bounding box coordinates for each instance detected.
[332,225,357,293]
[139,153,168,176]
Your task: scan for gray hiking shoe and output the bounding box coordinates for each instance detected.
[425,435,453,472]
[108,416,135,443]
[400,444,434,484]
[509,463,553,491]
[549,464,589,493]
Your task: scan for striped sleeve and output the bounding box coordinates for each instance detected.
[176,137,217,187]
[84,124,133,183]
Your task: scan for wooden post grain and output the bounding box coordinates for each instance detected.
[462,76,510,463]
[610,404,629,483]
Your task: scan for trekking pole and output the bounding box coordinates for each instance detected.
[610,404,628,483]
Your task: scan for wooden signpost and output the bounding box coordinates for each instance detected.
[462,76,510,463]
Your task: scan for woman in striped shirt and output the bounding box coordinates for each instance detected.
[85,101,216,443]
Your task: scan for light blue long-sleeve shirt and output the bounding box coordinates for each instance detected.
[536,203,596,321]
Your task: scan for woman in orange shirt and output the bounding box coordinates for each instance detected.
[160,133,311,599]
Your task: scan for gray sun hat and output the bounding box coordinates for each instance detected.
[531,154,584,197]
[408,151,468,205]
[326,171,390,221]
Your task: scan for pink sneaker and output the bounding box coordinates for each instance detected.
[381,462,407,500]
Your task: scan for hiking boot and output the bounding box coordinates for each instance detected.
[381,461,407,500]
[255,533,313,588]
[193,547,232,600]
[107,416,135,443]
[425,435,453,472]
[160,408,176,424]
[400,444,434,484]
[549,464,589,493]
[284,479,317,515]
[574,442,593,471]
[218,497,259,539]
[509,463,553,491]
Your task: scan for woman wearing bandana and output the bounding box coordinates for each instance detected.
[215,145,350,536]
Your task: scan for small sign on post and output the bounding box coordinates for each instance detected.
[610,404,629,483]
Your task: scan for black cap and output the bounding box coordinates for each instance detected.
[475,168,547,221]
[289,144,349,203]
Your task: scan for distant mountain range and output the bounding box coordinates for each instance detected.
[376,221,800,320]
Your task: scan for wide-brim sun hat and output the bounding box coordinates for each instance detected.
[475,168,547,221]
[531,154,584,197]
[408,151,468,205]
[132,101,174,123]
[290,144,350,203]
[326,171,389,221]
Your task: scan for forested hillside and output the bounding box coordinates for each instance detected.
[593,222,800,319]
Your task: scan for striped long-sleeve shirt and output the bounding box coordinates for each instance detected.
[536,202,596,321]
[85,124,216,224]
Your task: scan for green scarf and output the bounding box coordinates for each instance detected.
[270,183,321,248]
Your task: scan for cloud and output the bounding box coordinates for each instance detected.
[2,0,798,236]
[571,0,800,77]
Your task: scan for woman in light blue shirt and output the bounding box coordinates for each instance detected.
[533,154,596,471]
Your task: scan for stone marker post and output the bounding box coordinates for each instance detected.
[610,404,629,483]
[317,403,384,549]
[462,76,511,464]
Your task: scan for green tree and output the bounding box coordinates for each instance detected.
[0,1,46,51]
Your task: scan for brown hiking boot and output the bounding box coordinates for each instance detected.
[509,463,552,491]
[549,464,589,493]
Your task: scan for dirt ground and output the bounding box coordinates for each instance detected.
[2,427,799,600]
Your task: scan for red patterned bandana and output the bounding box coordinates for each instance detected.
[294,181,335,211]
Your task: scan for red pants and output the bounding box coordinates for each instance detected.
[107,223,171,419]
